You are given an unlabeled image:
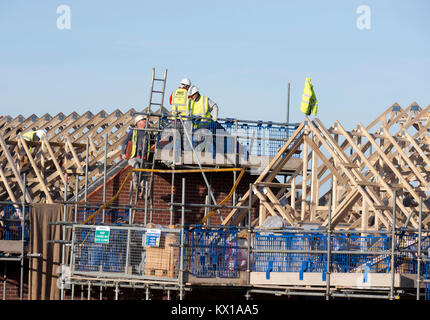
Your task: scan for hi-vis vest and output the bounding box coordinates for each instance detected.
[23,131,37,152]
[130,129,151,159]
[300,77,318,116]
[171,88,190,116]
[190,96,211,122]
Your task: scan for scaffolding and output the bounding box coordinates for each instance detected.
[2,90,430,300]
[41,182,430,300]
[0,104,298,300]
[0,174,32,300]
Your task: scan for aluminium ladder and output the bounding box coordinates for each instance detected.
[146,68,167,214]
[147,68,168,113]
[135,68,168,214]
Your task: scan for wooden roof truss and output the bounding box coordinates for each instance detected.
[223,103,430,230]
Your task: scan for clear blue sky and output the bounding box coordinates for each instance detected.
[1,0,429,130]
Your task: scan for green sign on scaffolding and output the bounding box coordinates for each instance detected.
[94,226,110,244]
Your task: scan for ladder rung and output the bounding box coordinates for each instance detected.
[152,91,164,94]
[154,78,165,81]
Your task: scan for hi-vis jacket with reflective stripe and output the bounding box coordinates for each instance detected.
[130,129,151,159]
[300,77,318,116]
[22,131,37,152]
[190,96,211,122]
[171,88,190,116]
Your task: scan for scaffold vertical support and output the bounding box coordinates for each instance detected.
[417,196,423,300]
[19,173,26,300]
[61,175,68,300]
[390,190,397,300]
[247,183,252,286]
[326,192,332,300]
[179,177,186,300]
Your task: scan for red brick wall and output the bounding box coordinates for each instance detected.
[0,261,28,300]
[87,166,259,226]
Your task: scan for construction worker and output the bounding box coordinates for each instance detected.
[22,129,46,150]
[169,78,192,117]
[121,115,154,195]
[186,86,222,154]
[17,129,46,172]
[188,86,219,124]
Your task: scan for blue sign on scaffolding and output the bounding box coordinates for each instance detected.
[145,229,161,247]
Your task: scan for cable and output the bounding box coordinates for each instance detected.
[200,167,246,224]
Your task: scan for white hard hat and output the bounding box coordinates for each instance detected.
[188,86,199,96]
[180,78,191,86]
[35,129,46,139]
[134,115,147,125]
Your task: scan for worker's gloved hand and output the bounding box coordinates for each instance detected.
[212,115,218,122]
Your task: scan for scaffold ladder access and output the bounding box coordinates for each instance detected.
[147,68,168,112]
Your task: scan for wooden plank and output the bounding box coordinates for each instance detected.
[259,202,266,226]
[365,103,402,132]
[323,188,361,227]
[0,240,22,254]
[401,129,430,170]
[19,135,53,203]
[0,133,32,203]
[357,123,423,219]
[291,176,296,210]
[381,125,429,187]
[333,120,411,228]
[263,187,295,225]
[301,137,308,221]
[64,136,84,174]
[255,181,294,188]
[0,166,17,203]
[41,137,67,187]
[310,136,318,221]
[309,120,392,228]
[251,186,280,219]
[250,272,412,288]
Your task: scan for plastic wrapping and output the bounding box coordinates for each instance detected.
[260,215,287,229]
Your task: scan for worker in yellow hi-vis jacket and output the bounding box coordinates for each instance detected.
[18,129,46,172]
[300,77,318,116]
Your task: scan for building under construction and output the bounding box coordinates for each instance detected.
[1,69,430,301]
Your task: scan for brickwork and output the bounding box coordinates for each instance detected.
[86,165,259,226]
[0,261,28,300]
